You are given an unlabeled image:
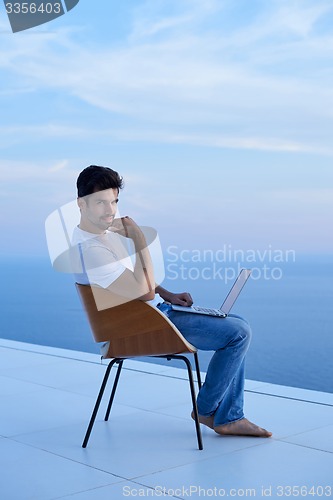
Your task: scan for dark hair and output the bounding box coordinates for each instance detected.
[77,165,124,198]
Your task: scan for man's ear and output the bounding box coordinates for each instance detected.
[77,197,86,211]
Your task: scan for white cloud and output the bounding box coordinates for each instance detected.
[106,129,333,155]
[225,0,331,45]
[0,159,70,180]
[266,188,333,206]
[2,122,330,155]
[1,0,333,156]
[0,158,80,206]
[272,0,331,37]
[48,159,69,172]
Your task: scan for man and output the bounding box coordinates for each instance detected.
[73,165,272,438]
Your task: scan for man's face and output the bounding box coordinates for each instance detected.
[78,188,119,233]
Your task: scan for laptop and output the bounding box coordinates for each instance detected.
[171,268,251,318]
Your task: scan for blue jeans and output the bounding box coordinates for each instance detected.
[157,303,252,426]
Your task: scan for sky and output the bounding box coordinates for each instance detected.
[1,0,333,257]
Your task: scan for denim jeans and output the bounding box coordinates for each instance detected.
[157,303,252,426]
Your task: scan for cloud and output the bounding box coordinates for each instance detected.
[0,158,70,180]
[1,0,333,155]
[270,0,331,37]
[0,158,80,207]
[267,188,333,206]
[48,159,69,172]
[2,122,330,155]
[225,0,331,44]
[102,129,333,155]
[129,0,221,40]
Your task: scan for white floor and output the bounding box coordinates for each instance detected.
[1,339,332,500]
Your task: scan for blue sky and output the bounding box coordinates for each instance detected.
[1,0,333,256]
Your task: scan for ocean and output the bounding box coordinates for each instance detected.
[1,254,332,393]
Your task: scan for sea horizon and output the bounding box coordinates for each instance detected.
[1,253,332,394]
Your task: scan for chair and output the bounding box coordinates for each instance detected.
[76,283,204,450]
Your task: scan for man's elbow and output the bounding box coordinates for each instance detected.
[139,290,155,301]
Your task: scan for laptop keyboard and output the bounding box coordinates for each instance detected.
[193,306,225,316]
[193,306,215,313]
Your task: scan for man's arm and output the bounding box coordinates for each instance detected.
[108,217,155,301]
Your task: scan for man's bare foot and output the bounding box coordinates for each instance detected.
[214,418,272,437]
[191,410,214,429]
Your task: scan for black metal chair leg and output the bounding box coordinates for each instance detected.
[104,359,124,421]
[82,359,117,448]
[194,352,202,389]
[178,355,203,450]
[156,354,203,450]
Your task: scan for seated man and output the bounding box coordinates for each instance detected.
[73,165,272,438]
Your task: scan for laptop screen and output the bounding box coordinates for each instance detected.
[220,269,252,313]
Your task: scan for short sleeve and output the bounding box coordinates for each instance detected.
[80,242,126,289]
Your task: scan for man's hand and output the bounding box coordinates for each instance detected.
[168,292,193,306]
[109,216,142,239]
[157,288,193,307]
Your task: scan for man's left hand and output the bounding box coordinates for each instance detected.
[167,292,193,307]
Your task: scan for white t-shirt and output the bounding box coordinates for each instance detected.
[71,226,160,307]
[72,226,128,288]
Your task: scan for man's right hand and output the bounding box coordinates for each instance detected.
[109,216,143,239]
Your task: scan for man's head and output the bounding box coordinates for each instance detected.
[77,165,124,233]
[77,165,123,198]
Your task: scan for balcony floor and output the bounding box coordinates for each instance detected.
[1,339,332,500]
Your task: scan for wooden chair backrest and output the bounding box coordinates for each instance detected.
[75,284,196,358]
